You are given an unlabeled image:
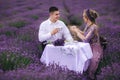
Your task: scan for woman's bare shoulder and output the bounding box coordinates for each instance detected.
[92,24,99,29]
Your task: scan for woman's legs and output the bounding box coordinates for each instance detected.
[88,43,103,79]
[88,58,100,79]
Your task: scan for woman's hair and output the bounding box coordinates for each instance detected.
[84,9,99,23]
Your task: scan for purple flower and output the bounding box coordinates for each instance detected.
[53,39,65,46]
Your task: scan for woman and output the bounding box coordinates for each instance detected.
[70,9,103,79]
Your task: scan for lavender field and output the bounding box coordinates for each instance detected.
[0,0,120,80]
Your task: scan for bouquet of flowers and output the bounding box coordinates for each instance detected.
[53,38,65,46]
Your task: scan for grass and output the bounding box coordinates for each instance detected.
[113,21,120,25]
[31,15,39,20]
[60,18,69,26]
[0,24,3,28]
[119,32,120,37]
[37,44,43,52]
[26,7,33,10]
[0,29,16,37]
[9,20,27,28]
[68,15,83,26]
[97,52,120,74]
[60,15,83,26]
[17,34,32,42]
[0,51,33,71]
[5,31,16,37]
[98,23,105,28]
[12,11,18,15]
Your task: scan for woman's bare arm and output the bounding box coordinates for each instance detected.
[76,30,93,41]
[70,26,84,34]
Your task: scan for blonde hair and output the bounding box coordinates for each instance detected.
[84,9,99,23]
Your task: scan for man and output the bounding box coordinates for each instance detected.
[38,6,73,51]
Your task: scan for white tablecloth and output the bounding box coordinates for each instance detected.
[40,42,93,74]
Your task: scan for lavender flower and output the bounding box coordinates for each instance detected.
[0,0,120,79]
[53,39,65,46]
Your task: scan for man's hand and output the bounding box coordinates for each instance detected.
[51,28,60,35]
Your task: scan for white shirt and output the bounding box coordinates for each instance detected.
[38,19,73,42]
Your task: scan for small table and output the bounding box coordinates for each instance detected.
[40,42,93,74]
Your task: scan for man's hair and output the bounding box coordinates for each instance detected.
[49,6,59,13]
